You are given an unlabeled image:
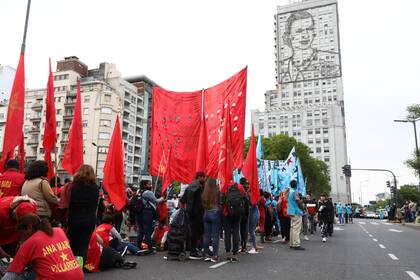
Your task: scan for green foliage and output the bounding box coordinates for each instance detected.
[405,153,420,178]
[244,134,331,197]
[396,184,420,205]
[406,104,420,120]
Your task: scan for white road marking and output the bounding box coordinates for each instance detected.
[379,244,386,249]
[388,253,399,260]
[406,271,420,280]
[388,229,404,233]
[358,222,366,225]
[370,222,379,225]
[209,261,229,269]
[368,234,373,237]
[372,239,378,242]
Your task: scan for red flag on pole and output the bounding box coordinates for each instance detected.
[242,125,259,205]
[218,103,234,192]
[196,117,208,173]
[103,116,126,211]
[18,132,25,173]
[43,59,56,180]
[161,147,173,197]
[62,80,84,174]
[0,53,25,172]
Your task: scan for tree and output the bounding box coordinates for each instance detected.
[396,184,420,206]
[404,104,420,178]
[244,134,331,197]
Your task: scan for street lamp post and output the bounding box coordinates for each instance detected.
[92,142,99,177]
[359,180,369,206]
[394,118,420,187]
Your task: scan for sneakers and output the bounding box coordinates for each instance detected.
[231,254,239,262]
[225,252,232,261]
[239,248,247,254]
[211,256,218,263]
[322,237,327,243]
[204,257,212,262]
[189,252,202,260]
[122,261,137,269]
[304,235,309,241]
[248,248,259,254]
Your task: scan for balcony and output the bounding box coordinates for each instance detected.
[63,115,73,120]
[62,126,70,132]
[64,102,76,108]
[31,102,42,111]
[26,155,37,161]
[30,115,41,122]
[28,127,40,134]
[27,138,39,146]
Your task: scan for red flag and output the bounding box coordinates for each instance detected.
[0,53,25,172]
[62,80,83,174]
[242,125,259,205]
[18,132,25,173]
[161,147,173,196]
[195,117,208,173]
[150,87,202,183]
[103,116,126,211]
[43,59,56,180]
[218,103,234,192]
[205,67,247,178]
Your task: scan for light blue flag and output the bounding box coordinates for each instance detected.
[281,147,297,191]
[295,158,306,196]
[256,134,265,190]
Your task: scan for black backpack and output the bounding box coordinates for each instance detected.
[225,184,245,216]
[186,184,200,214]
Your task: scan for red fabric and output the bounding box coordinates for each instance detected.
[204,67,247,178]
[62,80,84,174]
[8,228,83,279]
[94,223,113,247]
[85,237,100,272]
[258,197,266,233]
[0,53,25,172]
[0,169,25,198]
[154,225,169,245]
[242,125,259,206]
[18,132,25,173]
[150,87,202,183]
[218,103,234,190]
[157,201,168,222]
[0,196,20,245]
[161,147,173,196]
[44,59,57,180]
[195,117,208,173]
[103,116,126,211]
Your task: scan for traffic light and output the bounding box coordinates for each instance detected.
[342,164,351,177]
[386,181,391,188]
[390,185,397,196]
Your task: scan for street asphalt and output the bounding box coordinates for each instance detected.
[85,219,420,280]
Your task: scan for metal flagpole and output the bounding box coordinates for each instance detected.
[21,0,32,53]
[54,149,58,194]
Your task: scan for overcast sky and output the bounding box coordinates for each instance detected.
[1,0,419,204]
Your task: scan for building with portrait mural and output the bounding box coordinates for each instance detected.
[252,0,351,203]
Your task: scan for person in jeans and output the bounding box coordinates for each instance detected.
[248,198,260,254]
[346,204,353,224]
[336,202,344,225]
[221,182,245,262]
[201,178,221,262]
[180,172,206,260]
[287,180,305,250]
[239,178,250,253]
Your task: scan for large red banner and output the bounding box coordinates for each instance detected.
[150,67,247,183]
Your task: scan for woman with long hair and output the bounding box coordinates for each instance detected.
[21,160,58,219]
[67,164,99,264]
[3,214,83,279]
[201,178,221,262]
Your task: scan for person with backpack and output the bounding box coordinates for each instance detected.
[180,172,206,260]
[133,181,162,255]
[239,178,250,253]
[221,181,245,262]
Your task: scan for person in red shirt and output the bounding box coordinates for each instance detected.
[5,214,84,280]
[257,190,266,243]
[0,160,25,198]
[0,195,37,258]
[152,220,169,250]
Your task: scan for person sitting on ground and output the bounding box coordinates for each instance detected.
[152,220,169,251]
[4,214,84,280]
[0,160,25,199]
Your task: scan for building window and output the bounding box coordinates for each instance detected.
[315,129,321,134]
[98,147,108,153]
[316,147,322,153]
[101,107,112,114]
[82,122,88,128]
[84,96,90,103]
[324,148,330,153]
[323,138,329,143]
[99,132,110,139]
[100,120,111,127]
[308,130,313,135]
[104,94,111,102]
[323,128,329,134]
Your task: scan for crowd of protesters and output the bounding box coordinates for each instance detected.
[0,159,341,279]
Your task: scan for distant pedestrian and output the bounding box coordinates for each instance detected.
[317,194,329,243]
[346,204,353,224]
[336,202,344,225]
